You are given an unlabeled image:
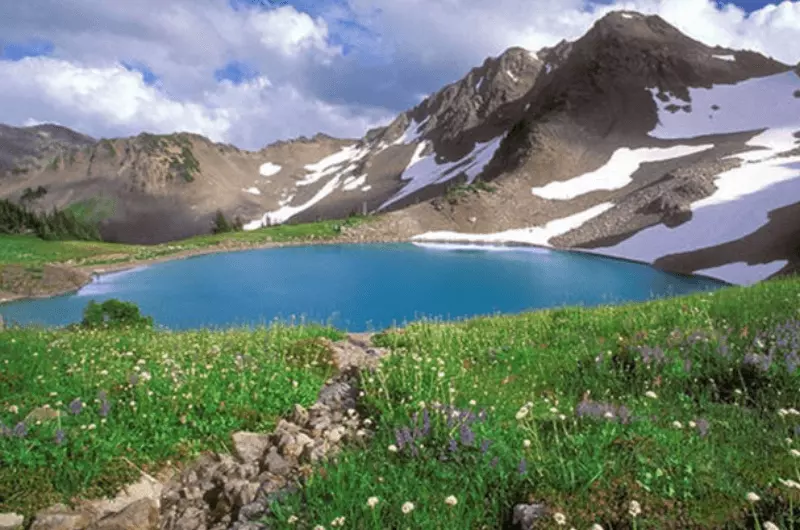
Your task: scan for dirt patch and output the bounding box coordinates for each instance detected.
[0,264,91,304]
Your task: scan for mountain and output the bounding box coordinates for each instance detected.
[1,10,799,285]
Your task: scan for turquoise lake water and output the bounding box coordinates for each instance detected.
[0,243,726,331]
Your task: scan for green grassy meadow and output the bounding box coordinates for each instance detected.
[0,215,370,269]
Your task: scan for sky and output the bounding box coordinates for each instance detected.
[0,0,798,150]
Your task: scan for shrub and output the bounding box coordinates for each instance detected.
[80,299,154,329]
[211,210,243,234]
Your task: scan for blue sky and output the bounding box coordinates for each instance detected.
[0,0,798,149]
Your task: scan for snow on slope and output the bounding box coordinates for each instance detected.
[244,175,344,229]
[650,71,799,139]
[531,144,713,200]
[297,144,368,186]
[393,118,430,145]
[380,134,506,210]
[713,54,735,62]
[343,174,367,191]
[259,162,282,177]
[412,203,614,247]
[583,71,800,285]
[242,187,261,195]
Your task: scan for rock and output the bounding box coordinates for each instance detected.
[290,404,309,426]
[325,425,347,444]
[24,406,61,424]
[468,216,477,224]
[0,512,24,530]
[30,504,91,530]
[87,498,159,530]
[263,448,291,476]
[512,503,547,530]
[231,432,271,464]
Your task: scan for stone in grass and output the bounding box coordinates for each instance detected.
[0,512,24,530]
[24,406,61,424]
[86,498,159,530]
[512,503,548,530]
[232,432,272,464]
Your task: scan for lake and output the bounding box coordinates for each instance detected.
[0,243,726,331]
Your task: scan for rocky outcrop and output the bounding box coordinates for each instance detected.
[27,336,388,530]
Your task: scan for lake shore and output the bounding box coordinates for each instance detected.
[0,232,411,305]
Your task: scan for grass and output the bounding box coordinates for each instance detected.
[0,215,372,269]
[0,323,345,517]
[259,275,800,529]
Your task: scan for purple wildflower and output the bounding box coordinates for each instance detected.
[459,424,475,446]
[13,422,27,438]
[448,438,458,453]
[480,439,492,454]
[128,373,139,386]
[394,428,405,451]
[490,457,499,468]
[99,399,111,418]
[54,429,65,445]
[422,409,431,437]
[0,422,10,437]
[518,458,527,475]
[68,398,83,415]
[639,345,666,365]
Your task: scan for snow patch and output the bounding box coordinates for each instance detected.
[621,13,634,19]
[545,63,552,74]
[244,176,343,229]
[361,185,372,192]
[392,117,430,145]
[242,187,261,196]
[379,134,506,211]
[475,76,484,91]
[531,144,713,200]
[695,260,788,286]
[712,54,736,62]
[412,203,614,247]
[506,70,518,83]
[259,162,282,177]
[343,174,367,191]
[649,71,800,139]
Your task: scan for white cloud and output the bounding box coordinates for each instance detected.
[250,6,339,59]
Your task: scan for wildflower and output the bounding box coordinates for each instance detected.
[629,500,642,518]
[68,398,83,415]
[401,502,415,514]
[444,495,458,506]
[553,512,567,525]
[523,439,532,448]
[7,405,18,414]
[550,407,559,414]
[791,449,800,458]
[366,497,379,509]
[287,515,298,524]
[469,399,477,406]
[313,526,325,530]
[780,478,800,490]
[292,381,299,388]
[518,458,527,475]
[330,516,345,527]
[764,522,780,530]
[388,444,398,453]
[13,422,27,438]
[87,423,96,430]
[779,409,789,417]
[645,391,658,399]
[603,411,614,419]
[688,421,697,428]
[746,492,761,503]
[437,371,445,378]
[672,421,683,429]
[516,407,529,420]
[591,525,604,530]
[54,429,65,445]
[363,418,373,427]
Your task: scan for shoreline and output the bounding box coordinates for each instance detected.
[1,233,738,307]
[0,234,411,305]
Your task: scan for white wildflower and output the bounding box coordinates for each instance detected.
[764,522,780,530]
[645,391,657,399]
[516,407,529,420]
[388,444,398,453]
[746,492,761,503]
[401,502,415,514]
[287,515,298,524]
[553,512,567,525]
[791,449,800,458]
[523,439,532,448]
[629,500,642,517]
[444,495,458,506]
[672,421,683,429]
[366,496,379,509]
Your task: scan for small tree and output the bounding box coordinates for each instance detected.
[211,209,232,234]
[81,299,154,329]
